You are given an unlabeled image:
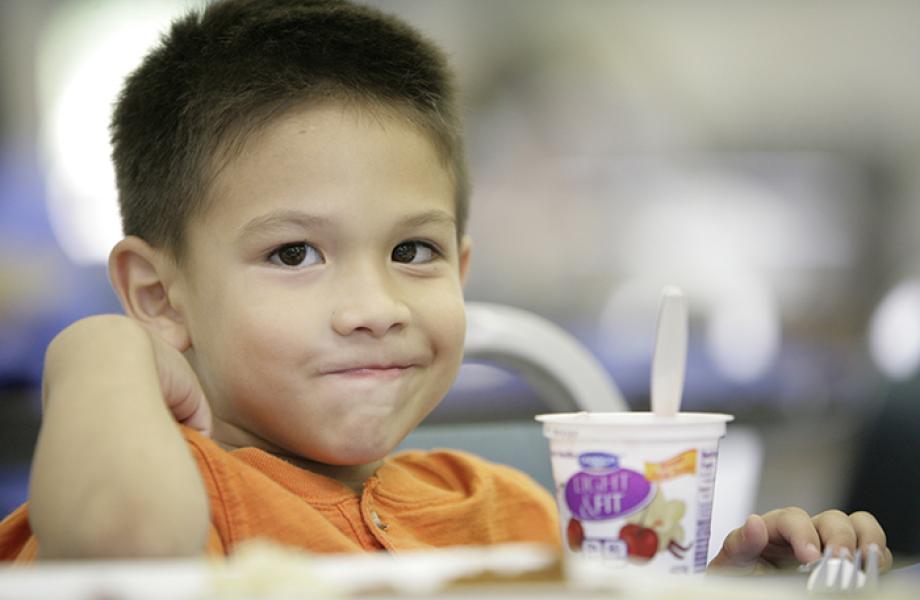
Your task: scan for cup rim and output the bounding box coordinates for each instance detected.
[535,411,734,426]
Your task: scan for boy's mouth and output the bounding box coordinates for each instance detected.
[321,363,415,378]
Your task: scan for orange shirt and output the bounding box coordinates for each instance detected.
[0,427,561,561]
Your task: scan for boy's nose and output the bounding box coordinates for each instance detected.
[331,276,411,338]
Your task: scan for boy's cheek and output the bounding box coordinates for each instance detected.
[431,298,467,347]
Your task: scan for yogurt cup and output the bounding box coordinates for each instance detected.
[536,411,734,575]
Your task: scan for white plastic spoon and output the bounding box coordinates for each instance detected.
[651,286,688,418]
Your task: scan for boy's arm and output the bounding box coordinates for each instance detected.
[28,315,210,558]
[708,508,893,573]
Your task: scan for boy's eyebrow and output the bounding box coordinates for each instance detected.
[397,210,456,230]
[238,209,456,239]
[237,210,332,238]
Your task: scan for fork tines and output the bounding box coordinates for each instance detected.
[806,543,881,595]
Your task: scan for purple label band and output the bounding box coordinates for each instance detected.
[565,468,653,520]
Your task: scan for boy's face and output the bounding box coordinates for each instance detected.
[171,104,470,466]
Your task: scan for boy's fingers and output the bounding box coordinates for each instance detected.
[808,510,893,571]
[849,511,893,571]
[762,507,822,564]
[710,508,893,573]
[708,514,769,572]
[812,509,857,555]
[849,511,886,548]
[181,394,212,437]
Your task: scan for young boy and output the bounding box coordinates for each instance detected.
[0,0,892,572]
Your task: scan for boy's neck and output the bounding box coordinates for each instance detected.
[212,422,382,493]
[278,455,384,494]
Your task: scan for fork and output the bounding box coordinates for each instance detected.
[805,544,880,595]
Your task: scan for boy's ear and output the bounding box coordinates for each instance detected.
[108,236,191,351]
[459,234,472,286]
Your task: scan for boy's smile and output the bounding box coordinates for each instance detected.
[167,103,470,479]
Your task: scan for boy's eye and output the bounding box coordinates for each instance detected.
[392,241,437,264]
[268,242,323,268]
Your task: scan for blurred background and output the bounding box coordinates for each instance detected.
[2,0,920,558]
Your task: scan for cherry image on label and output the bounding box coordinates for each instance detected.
[566,518,584,552]
[619,523,658,562]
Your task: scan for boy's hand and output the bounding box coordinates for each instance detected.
[708,508,893,574]
[147,330,212,436]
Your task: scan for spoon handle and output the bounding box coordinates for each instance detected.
[651,286,688,417]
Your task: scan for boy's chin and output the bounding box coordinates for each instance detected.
[318,447,390,467]
[308,433,406,467]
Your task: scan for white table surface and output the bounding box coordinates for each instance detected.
[2,544,919,600]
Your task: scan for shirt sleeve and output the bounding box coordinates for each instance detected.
[0,504,38,562]
[179,425,234,557]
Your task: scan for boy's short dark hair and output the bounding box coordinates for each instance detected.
[111,0,468,261]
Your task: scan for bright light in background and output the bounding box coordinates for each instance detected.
[616,168,848,273]
[869,278,920,380]
[37,0,187,264]
[705,276,780,382]
[596,169,783,384]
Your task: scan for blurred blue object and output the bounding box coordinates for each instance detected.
[0,147,55,242]
[0,144,121,388]
[0,464,29,518]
